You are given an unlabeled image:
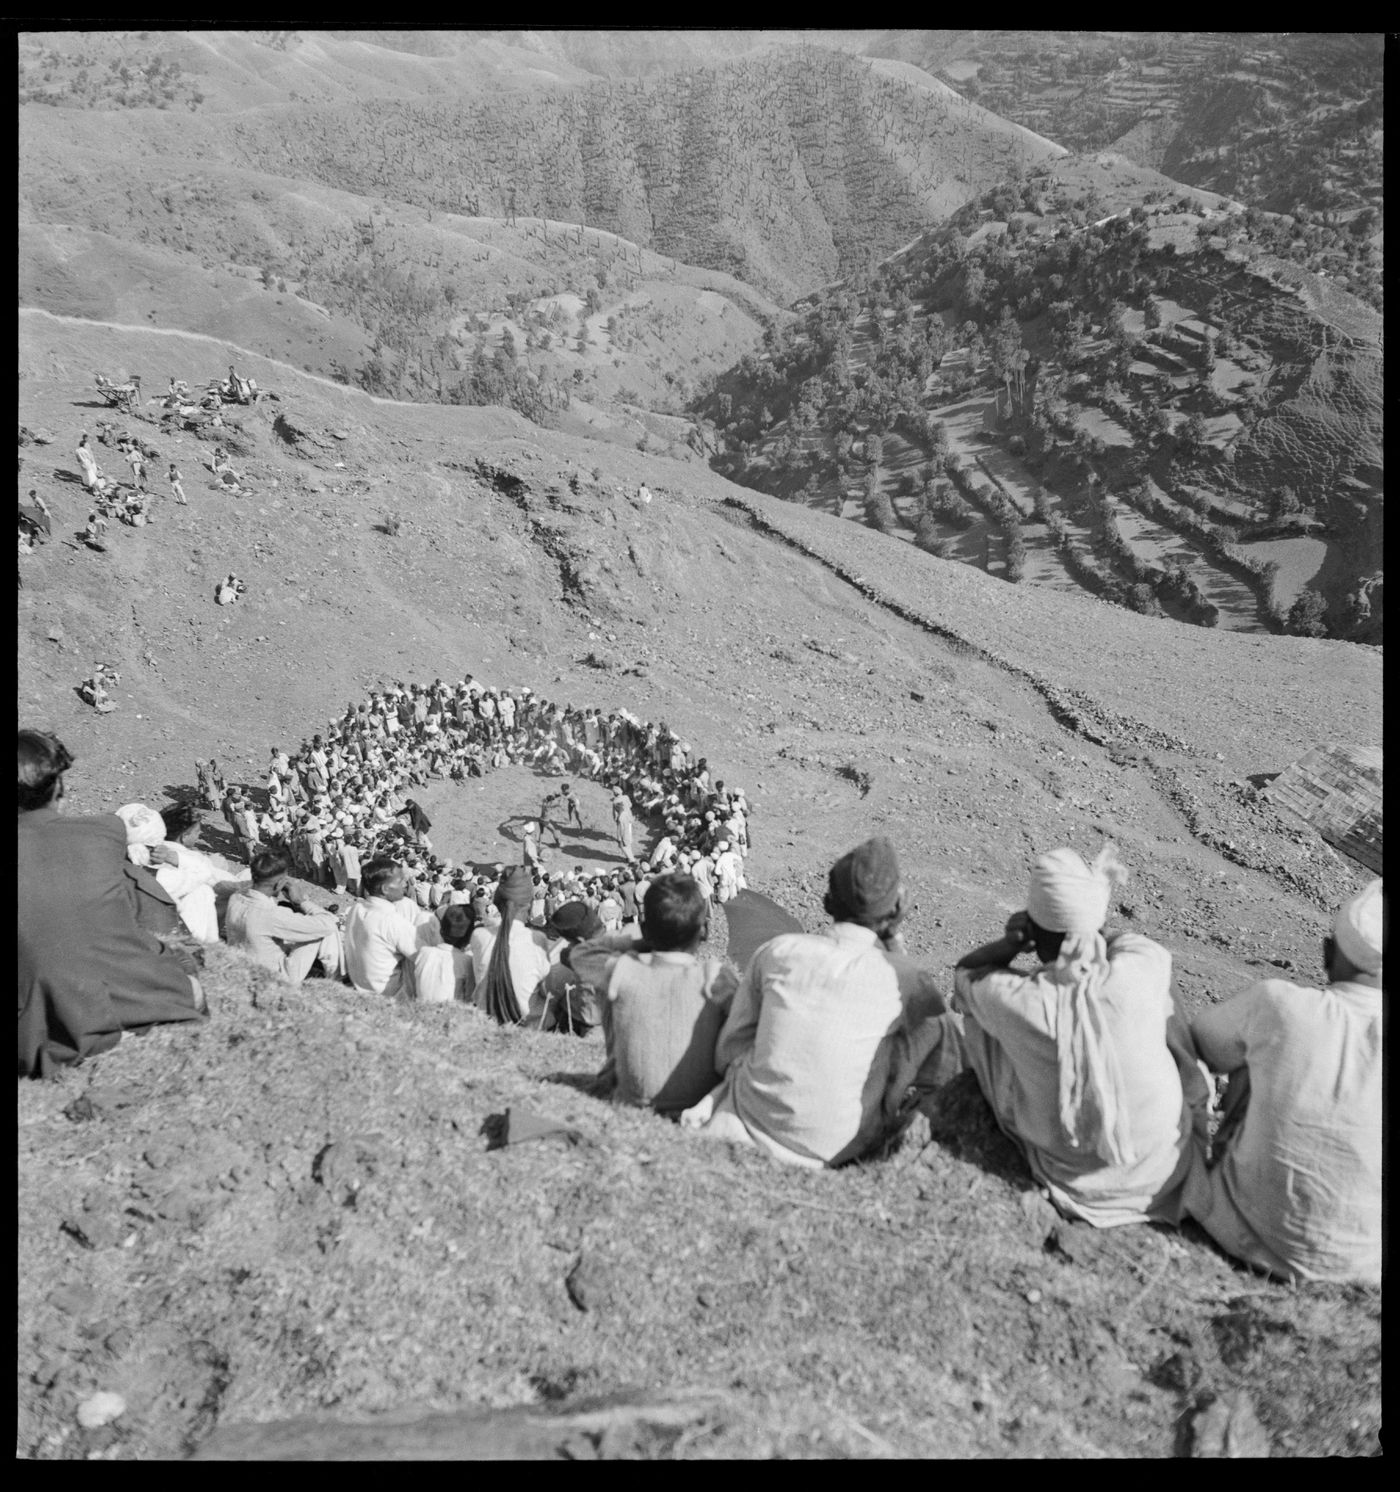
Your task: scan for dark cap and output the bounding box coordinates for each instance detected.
[546,900,604,942]
[828,837,901,921]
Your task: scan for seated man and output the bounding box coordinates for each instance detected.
[225,848,344,984]
[529,900,606,1034]
[569,874,738,1112]
[682,838,953,1167]
[413,905,475,1005]
[470,867,553,1024]
[115,801,238,945]
[952,845,1204,1228]
[1181,879,1382,1284]
[343,857,428,998]
[19,729,205,1078]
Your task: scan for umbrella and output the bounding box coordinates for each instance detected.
[721,888,803,970]
[18,504,50,538]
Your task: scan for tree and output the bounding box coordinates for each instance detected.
[1286,588,1329,638]
[1271,485,1301,520]
[1143,297,1161,331]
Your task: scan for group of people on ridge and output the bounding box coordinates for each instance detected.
[17,713,1382,1288]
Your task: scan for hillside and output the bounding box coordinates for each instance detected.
[20,36,1065,307]
[699,153,1383,643]
[862,33,1383,266]
[17,310,1381,1459]
[15,26,1385,1459]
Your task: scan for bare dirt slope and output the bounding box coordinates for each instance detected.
[17,311,1381,1458]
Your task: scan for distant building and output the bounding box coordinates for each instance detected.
[1267,743,1382,875]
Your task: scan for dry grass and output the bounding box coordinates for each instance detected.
[17,943,1380,1459]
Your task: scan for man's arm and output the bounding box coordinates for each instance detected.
[564,930,639,990]
[1190,987,1256,1076]
[955,910,1035,973]
[261,900,340,949]
[714,955,763,1071]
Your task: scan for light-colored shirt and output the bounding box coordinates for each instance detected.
[953,933,1192,1227]
[712,923,907,1167]
[570,935,738,1113]
[344,895,423,997]
[1184,977,1381,1284]
[225,888,338,978]
[413,943,471,1005]
[469,920,553,1013]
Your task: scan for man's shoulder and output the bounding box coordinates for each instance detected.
[1107,930,1172,969]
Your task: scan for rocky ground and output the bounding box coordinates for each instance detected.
[18,312,1381,1457]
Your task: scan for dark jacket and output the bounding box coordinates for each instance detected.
[18,808,202,1078]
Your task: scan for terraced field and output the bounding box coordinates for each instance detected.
[1239,534,1327,611]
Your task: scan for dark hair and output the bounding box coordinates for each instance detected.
[18,729,73,811]
[440,905,475,947]
[641,873,709,951]
[361,856,402,898]
[249,847,292,884]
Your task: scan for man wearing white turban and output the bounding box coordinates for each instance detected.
[116,802,241,945]
[952,844,1204,1227]
[1181,878,1382,1284]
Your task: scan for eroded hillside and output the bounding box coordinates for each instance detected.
[17,310,1381,1459]
[701,155,1382,642]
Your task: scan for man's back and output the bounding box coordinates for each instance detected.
[954,932,1190,1225]
[1187,977,1381,1283]
[720,926,905,1165]
[343,895,418,996]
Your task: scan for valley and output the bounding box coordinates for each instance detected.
[16,29,1382,1462]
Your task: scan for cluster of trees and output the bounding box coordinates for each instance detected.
[226,46,1043,307]
[18,44,201,111]
[943,455,1026,581]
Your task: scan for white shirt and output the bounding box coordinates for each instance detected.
[1185,976,1381,1283]
[713,923,907,1167]
[413,944,471,1005]
[343,895,423,997]
[954,934,1192,1226]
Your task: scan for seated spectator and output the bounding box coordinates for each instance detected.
[471,867,553,1024]
[343,857,427,998]
[529,900,605,1034]
[952,846,1206,1228]
[225,848,344,984]
[413,905,476,1005]
[1181,879,1382,1284]
[115,801,237,944]
[19,729,205,1078]
[681,838,950,1167]
[569,873,738,1114]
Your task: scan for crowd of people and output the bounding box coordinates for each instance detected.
[18,362,261,589]
[191,676,752,960]
[16,692,1382,1289]
[15,351,1384,1301]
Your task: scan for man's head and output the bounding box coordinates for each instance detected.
[1326,878,1384,984]
[824,837,903,933]
[641,873,709,952]
[19,729,72,811]
[362,857,407,900]
[439,905,475,949]
[494,866,535,916]
[546,900,604,945]
[1021,844,1126,961]
[250,847,292,889]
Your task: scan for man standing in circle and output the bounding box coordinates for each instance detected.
[611,786,634,860]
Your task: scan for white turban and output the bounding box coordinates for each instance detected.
[1334,878,1383,979]
[116,802,166,865]
[1027,845,1121,934]
[1026,845,1135,1167]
